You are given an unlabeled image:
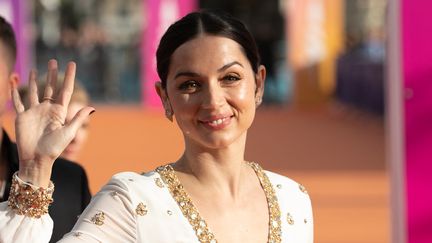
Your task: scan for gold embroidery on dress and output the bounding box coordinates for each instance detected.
[287,212,294,225]
[91,212,105,226]
[136,202,148,216]
[157,164,217,243]
[248,162,282,243]
[156,162,282,243]
[154,178,165,188]
[299,184,308,194]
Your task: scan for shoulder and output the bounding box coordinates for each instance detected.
[99,170,173,212]
[104,171,162,197]
[265,170,309,197]
[264,170,312,212]
[264,170,314,240]
[109,171,159,185]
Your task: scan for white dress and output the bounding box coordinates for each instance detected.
[0,163,313,243]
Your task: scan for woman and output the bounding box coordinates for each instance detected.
[19,77,91,161]
[0,10,313,242]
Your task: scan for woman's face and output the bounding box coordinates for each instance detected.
[159,35,265,149]
[61,101,90,161]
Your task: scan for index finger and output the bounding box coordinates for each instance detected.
[56,62,76,107]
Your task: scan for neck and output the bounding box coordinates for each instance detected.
[174,133,250,198]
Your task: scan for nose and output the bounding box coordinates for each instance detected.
[201,81,225,109]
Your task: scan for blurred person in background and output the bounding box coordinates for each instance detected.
[0,16,91,243]
[19,76,91,162]
[0,11,312,242]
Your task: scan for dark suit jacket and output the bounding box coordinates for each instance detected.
[1,130,91,242]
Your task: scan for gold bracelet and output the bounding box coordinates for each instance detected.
[7,172,54,218]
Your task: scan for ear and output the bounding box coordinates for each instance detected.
[155,81,174,122]
[254,65,266,106]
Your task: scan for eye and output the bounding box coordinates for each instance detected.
[222,74,241,84]
[178,80,201,93]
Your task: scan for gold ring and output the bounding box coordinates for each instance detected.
[42,97,54,102]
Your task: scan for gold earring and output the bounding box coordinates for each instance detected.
[165,108,173,122]
[255,97,262,107]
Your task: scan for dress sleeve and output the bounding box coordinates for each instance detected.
[0,201,54,243]
[58,175,137,242]
[0,175,138,243]
[304,193,314,243]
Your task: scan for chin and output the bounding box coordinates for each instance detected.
[198,134,243,150]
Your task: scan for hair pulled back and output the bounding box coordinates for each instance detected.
[156,10,260,88]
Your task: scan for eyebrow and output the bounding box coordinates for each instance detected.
[174,61,244,79]
[174,71,200,79]
[217,61,243,72]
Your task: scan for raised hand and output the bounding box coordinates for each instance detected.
[12,60,95,187]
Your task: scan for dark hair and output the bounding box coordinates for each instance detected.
[156,10,260,88]
[0,16,17,70]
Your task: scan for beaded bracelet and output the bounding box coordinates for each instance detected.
[7,172,54,218]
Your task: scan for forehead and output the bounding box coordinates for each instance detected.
[168,35,250,74]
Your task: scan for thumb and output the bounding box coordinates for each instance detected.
[65,107,95,136]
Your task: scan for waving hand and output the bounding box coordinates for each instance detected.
[12,60,95,187]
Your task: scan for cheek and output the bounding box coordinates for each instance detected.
[230,81,256,106]
[171,94,196,116]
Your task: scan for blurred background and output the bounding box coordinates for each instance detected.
[1,0,389,242]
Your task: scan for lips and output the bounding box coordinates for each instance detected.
[199,115,233,130]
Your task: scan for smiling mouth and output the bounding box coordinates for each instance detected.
[208,117,228,125]
[199,115,233,129]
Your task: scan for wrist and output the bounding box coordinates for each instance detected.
[18,164,52,188]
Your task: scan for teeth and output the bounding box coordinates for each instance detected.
[210,118,225,125]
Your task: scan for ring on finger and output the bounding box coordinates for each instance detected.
[42,97,54,102]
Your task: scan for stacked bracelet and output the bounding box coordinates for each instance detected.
[7,172,54,218]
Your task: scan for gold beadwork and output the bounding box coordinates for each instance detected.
[73,232,82,237]
[287,213,294,225]
[157,164,217,243]
[276,184,282,189]
[136,202,148,216]
[155,178,164,188]
[157,162,282,243]
[110,191,118,197]
[7,172,54,218]
[91,212,105,226]
[304,218,308,224]
[248,162,282,243]
[299,184,308,194]
[167,210,173,215]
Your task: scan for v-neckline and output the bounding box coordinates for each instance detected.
[156,162,282,243]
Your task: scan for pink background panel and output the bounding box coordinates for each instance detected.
[402,0,432,242]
